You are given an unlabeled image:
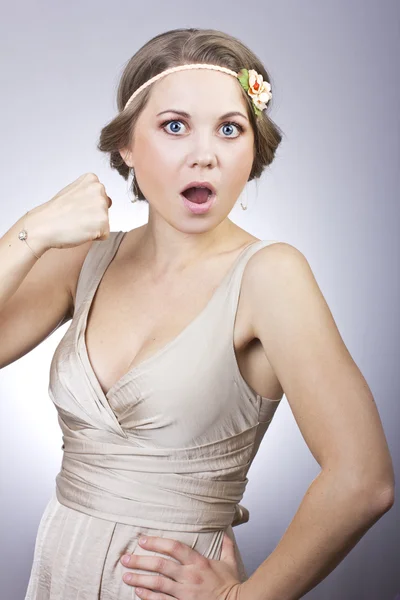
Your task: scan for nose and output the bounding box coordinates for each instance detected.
[188,135,218,169]
[195,156,216,169]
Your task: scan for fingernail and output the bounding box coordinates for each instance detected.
[124,573,132,582]
[139,536,147,544]
[122,554,130,564]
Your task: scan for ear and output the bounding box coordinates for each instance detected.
[119,147,134,168]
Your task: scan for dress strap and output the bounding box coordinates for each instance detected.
[74,231,125,314]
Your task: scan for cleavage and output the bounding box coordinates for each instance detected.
[84,265,224,397]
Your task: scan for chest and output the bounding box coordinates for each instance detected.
[80,258,281,404]
[84,263,252,395]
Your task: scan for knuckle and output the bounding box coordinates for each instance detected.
[155,557,166,572]
[197,554,209,568]
[85,172,98,181]
[155,574,166,590]
[92,181,105,193]
[171,540,181,554]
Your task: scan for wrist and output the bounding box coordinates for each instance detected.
[237,577,267,600]
[19,209,51,257]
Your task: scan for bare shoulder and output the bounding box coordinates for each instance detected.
[242,241,306,300]
[247,240,305,270]
[243,240,332,352]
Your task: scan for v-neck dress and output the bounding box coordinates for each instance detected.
[24,231,282,599]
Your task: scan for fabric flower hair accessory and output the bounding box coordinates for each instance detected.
[237,68,272,116]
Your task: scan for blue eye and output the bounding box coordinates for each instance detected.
[160,119,244,138]
[220,122,243,137]
[163,120,184,134]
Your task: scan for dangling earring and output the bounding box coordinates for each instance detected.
[130,168,138,203]
[240,189,248,211]
[124,154,137,203]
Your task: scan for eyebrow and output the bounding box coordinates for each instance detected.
[156,109,249,121]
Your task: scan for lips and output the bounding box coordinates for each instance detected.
[182,188,211,204]
[180,181,217,197]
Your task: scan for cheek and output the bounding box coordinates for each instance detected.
[134,139,175,184]
[226,144,254,185]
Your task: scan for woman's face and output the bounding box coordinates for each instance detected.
[120,68,255,232]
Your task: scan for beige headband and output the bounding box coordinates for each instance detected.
[123,63,272,117]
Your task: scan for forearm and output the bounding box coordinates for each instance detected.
[240,469,393,600]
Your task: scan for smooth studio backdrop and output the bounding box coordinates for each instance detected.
[0,1,399,599]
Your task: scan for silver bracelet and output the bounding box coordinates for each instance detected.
[18,211,40,259]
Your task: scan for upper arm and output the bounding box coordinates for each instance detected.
[246,243,395,492]
[0,240,93,369]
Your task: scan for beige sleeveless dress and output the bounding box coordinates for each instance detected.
[24,231,282,599]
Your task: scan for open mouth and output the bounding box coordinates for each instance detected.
[181,186,214,204]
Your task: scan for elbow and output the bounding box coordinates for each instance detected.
[352,477,395,515]
[341,454,395,514]
[327,465,396,515]
[371,485,395,514]
[363,464,396,514]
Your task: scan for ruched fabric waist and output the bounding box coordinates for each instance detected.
[55,425,257,533]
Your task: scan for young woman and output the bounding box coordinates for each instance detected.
[0,28,394,600]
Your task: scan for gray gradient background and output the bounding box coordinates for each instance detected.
[0,1,399,599]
